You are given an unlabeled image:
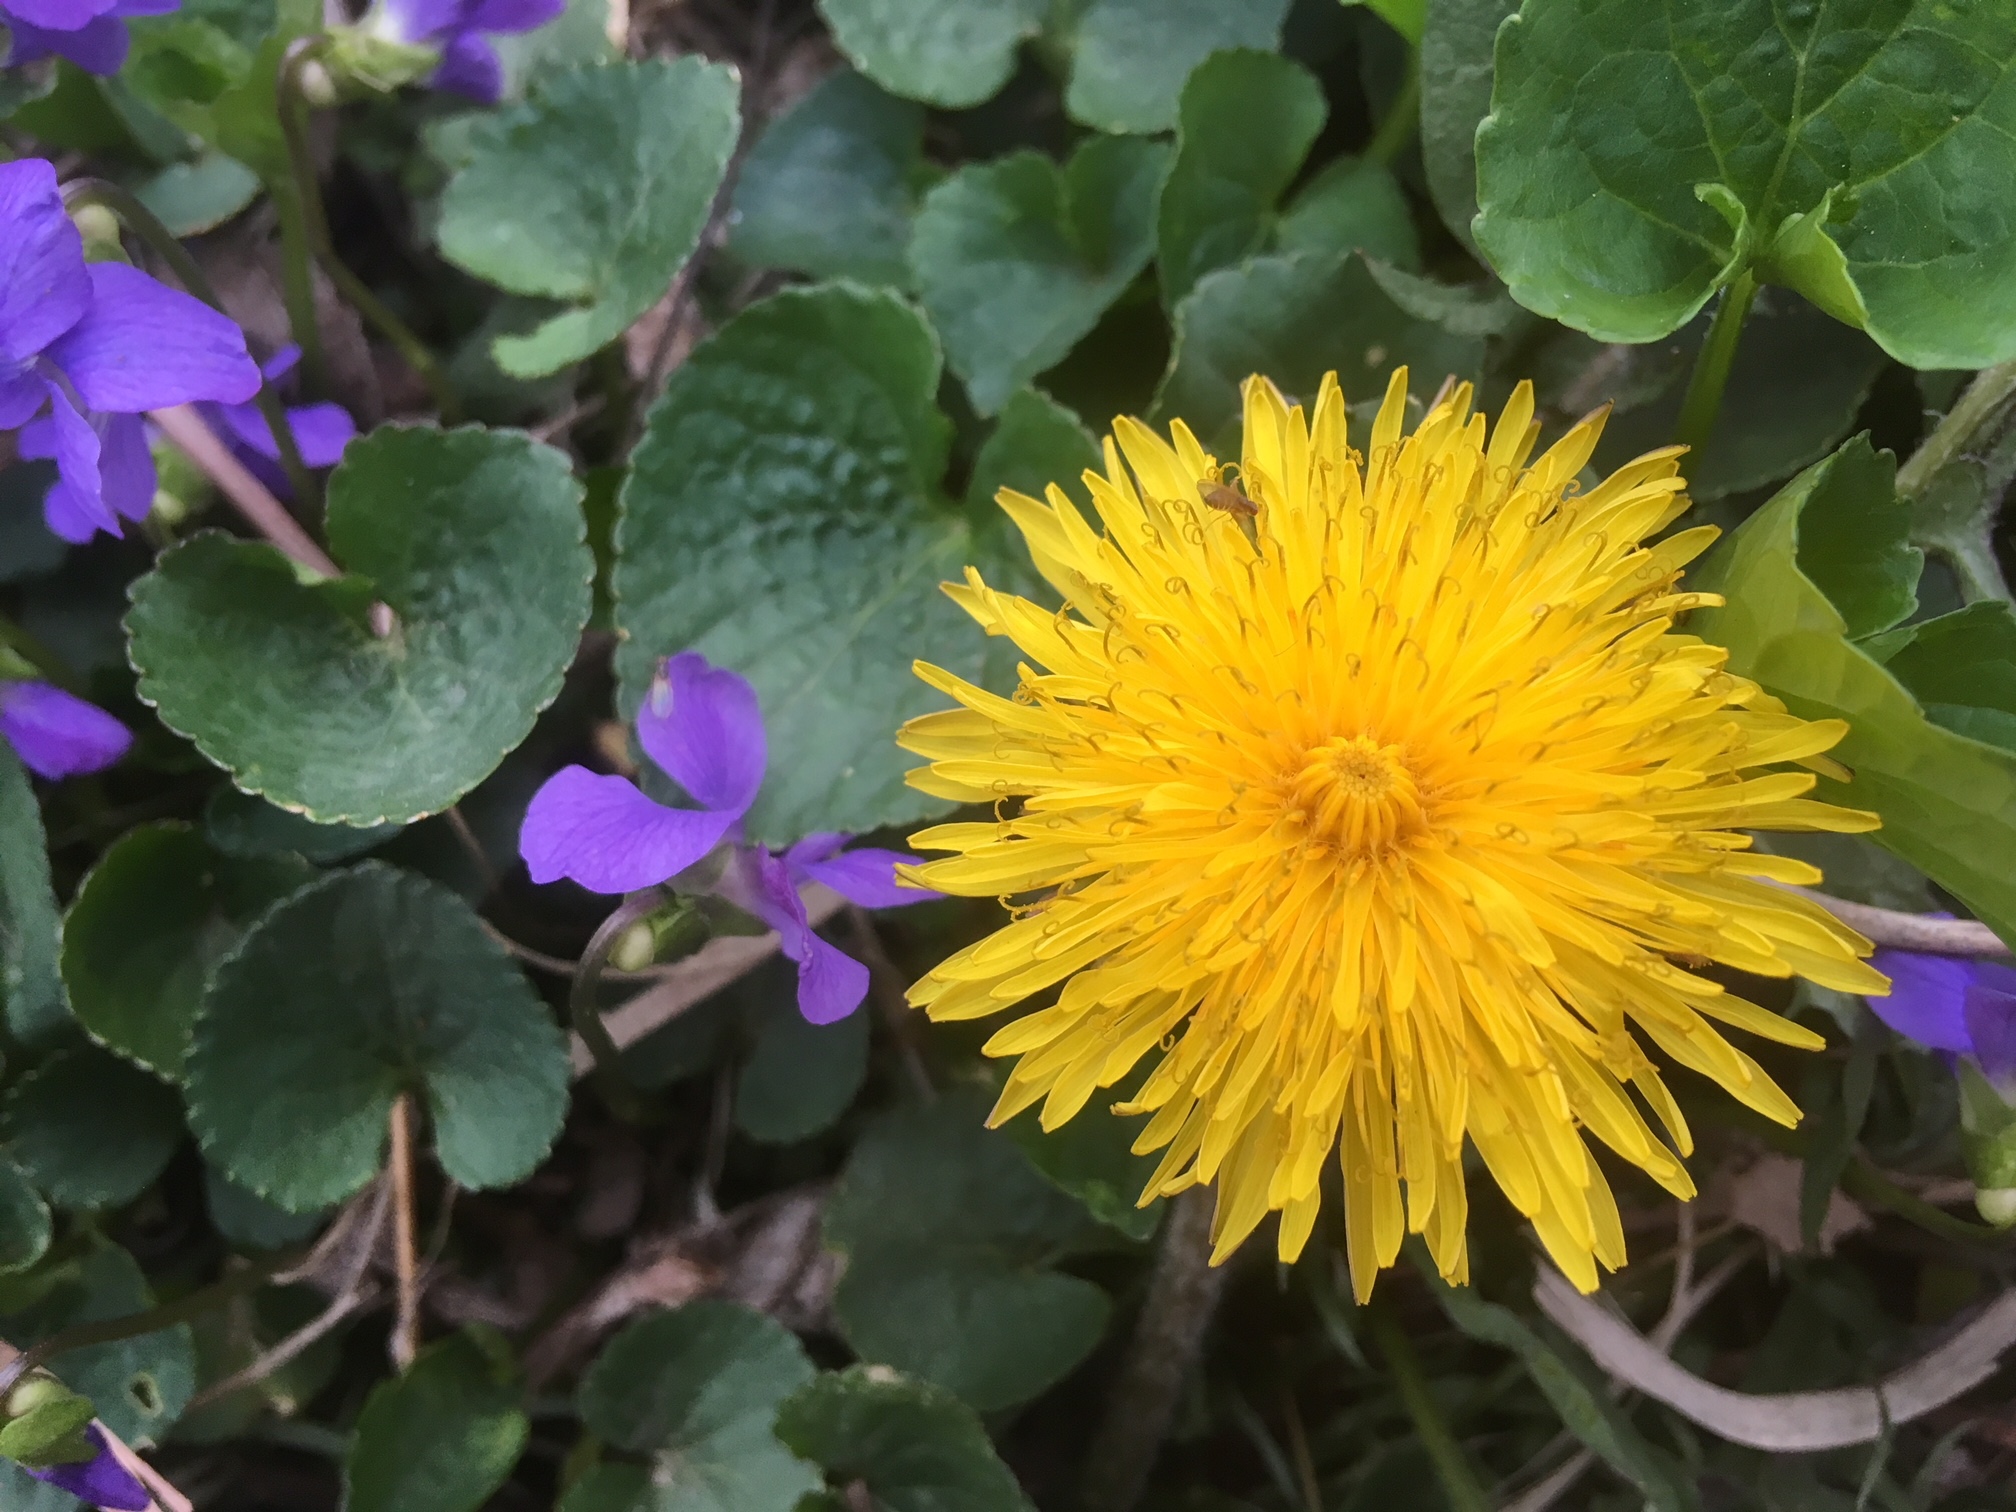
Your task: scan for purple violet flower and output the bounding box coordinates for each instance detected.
[0,680,131,778]
[200,345,356,500]
[1,158,261,543]
[371,0,563,103]
[1,0,177,76]
[20,1424,151,1511]
[1868,935,2016,1084]
[519,650,936,1025]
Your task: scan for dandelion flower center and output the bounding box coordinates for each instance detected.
[1282,736,1426,857]
[897,368,1889,1298]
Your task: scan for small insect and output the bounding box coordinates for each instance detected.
[1200,472,1259,519]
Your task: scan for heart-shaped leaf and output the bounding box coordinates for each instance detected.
[814,0,1047,109]
[346,1334,529,1512]
[616,282,1027,844]
[437,57,740,377]
[127,425,592,826]
[1691,437,2016,948]
[0,744,64,1046]
[1155,251,1488,450]
[729,69,925,288]
[564,1302,820,1512]
[186,863,571,1211]
[62,821,313,1079]
[2,1045,184,1211]
[1064,0,1291,135]
[823,1092,1111,1410]
[775,1367,1033,1512]
[1156,49,1327,306]
[911,136,1169,416]
[1474,0,2016,367]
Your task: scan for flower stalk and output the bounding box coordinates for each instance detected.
[1895,357,2016,607]
[1673,268,1757,459]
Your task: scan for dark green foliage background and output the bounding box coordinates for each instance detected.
[3,0,2016,1509]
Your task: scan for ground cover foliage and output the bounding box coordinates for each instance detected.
[2,0,2016,1509]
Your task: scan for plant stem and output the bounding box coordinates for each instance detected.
[60,177,318,510]
[388,1093,419,1370]
[278,40,459,423]
[1080,1186,1229,1512]
[1369,1300,1490,1512]
[1843,1156,2014,1247]
[269,174,331,399]
[149,404,341,575]
[0,1254,295,1399]
[0,613,78,691]
[1364,54,1421,169]
[1895,358,2016,607]
[1672,269,1758,460]
[570,894,658,1122]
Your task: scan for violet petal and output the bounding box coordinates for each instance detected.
[739,847,869,1025]
[519,765,736,894]
[782,832,848,870]
[2,14,131,70]
[0,0,120,28]
[0,371,45,431]
[23,1426,151,1511]
[98,411,157,523]
[48,262,260,412]
[429,30,504,102]
[37,380,121,542]
[0,158,90,364]
[1866,947,1976,1054]
[794,846,939,910]
[462,0,561,34]
[634,651,766,818]
[0,681,132,778]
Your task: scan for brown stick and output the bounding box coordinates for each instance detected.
[567,882,845,1077]
[149,404,339,577]
[1797,888,2009,956]
[388,1094,420,1371]
[1079,1187,1229,1512]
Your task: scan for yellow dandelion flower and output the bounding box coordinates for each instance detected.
[897,369,1889,1298]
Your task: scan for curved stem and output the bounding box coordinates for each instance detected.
[1673,269,1758,459]
[1079,1187,1228,1512]
[1843,1156,2013,1247]
[570,893,659,1121]
[1364,52,1421,169]
[1896,358,2016,608]
[0,1253,296,1400]
[1370,1300,1491,1512]
[1796,888,2009,956]
[60,178,318,510]
[277,40,459,423]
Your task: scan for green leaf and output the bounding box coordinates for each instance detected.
[1340,0,1424,44]
[345,1333,528,1512]
[616,282,1019,844]
[570,1301,820,1512]
[0,1385,96,1469]
[1155,250,1487,450]
[1156,50,1327,306]
[823,1092,1110,1410]
[203,1165,326,1251]
[203,786,402,864]
[2,1244,197,1446]
[1592,290,1889,503]
[1064,0,1292,135]
[1433,1282,1685,1512]
[1690,437,2016,950]
[1883,603,2016,754]
[186,863,570,1211]
[133,153,261,236]
[774,1367,1033,1512]
[436,58,740,377]
[912,137,1168,417]
[128,425,591,826]
[965,387,1101,514]
[1275,156,1422,272]
[0,745,65,1046]
[1418,0,1517,251]
[734,996,869,1146]
[729,70,925,288]
[815,0,1045,108]
[61,821,312,1079]
[1001,1080,1162,1242]
[1473,0,2016,368]
[3,1045,183,1211]
[0,1160,51,1276]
